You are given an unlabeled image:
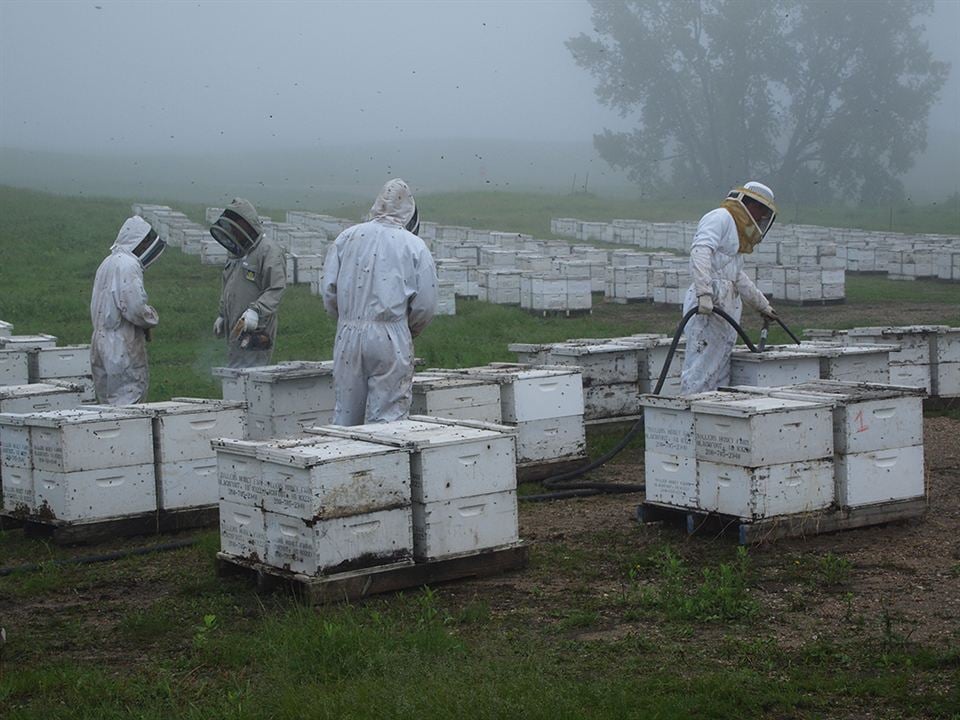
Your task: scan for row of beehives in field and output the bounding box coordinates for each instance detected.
[552,217,960,282]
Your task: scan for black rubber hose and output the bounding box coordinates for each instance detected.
[524,306,757,501]
[0,538,197,576]
[776,316,803,345]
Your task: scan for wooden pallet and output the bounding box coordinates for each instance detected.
[215,543,529,604]
[9,505,219,545]
[637,498,927,545]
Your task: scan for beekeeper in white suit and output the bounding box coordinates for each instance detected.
[680,181,778,395]
[90,216,165,405]
[322,178,438,425]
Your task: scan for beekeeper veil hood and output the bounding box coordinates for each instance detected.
[369,178,419,234]
[721,181,777,253]
[210,198,264,257]
[112,216,166,269]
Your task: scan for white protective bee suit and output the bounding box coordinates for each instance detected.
[680,183,777,395]
[322,179,438,425]
[90,216,160,405]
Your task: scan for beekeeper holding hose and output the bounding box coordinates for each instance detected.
[680,181,778,395]
[210,198,287,368]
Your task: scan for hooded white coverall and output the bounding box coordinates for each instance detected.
[322,179,438,425]
[90,216,160,405]
[680,208,772,395]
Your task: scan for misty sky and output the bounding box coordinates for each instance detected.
[1,0,958,196]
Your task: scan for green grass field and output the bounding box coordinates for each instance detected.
[1,184,958,719]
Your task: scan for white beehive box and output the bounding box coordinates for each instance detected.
[219,499,267,561]
[0,320,12,337]
[0,334,57,350]
[640,391,757,458]
[31,345,91,380]
[795,343,893,384]
[311,419,516,503]
[215,437,270,506]
[934,363,960,397]
[507,343,554,366]
[244,361,335,417]
[33,463,157,521]
[0,383,85,414]
[583,383,640,420]
[548,343,640,385]
[1,461,33,513]
[27,408,154,473]
[513,414,586,464]
[847,325,944,365]
[934,328,960,364]
[211,366,249,402]
[645,451,698,508]
[497,366,584,423]
[766,381,924,455]
[247,410,335,441]
[56,376,96,403]
[0,350,31,386]
[257,435,410,518]
[264,506,414,575]
[691,396,833,467]
[697,459,834,519]
[834,445,925,506]
[729,349,821,388]
[412,491,519,561]
[888,363,932,393]
[1,413,34,512]
[411,375,502,423]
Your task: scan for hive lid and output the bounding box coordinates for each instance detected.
[639,390,758,410]
[0,406,150,427]
[256,435,405,467]
[848,325,949,337]
[775,380,926,400]
[690,395,830,417]
[793,342,897,358]
[0,383,81,400]
[0,334,58,349]
[34,344,91,353]
[308,418,507,450]
[730,349,821,363]
[104,398,247,416]
[412,375,497,391]
[549,342,639,357]
[244,361,335,382]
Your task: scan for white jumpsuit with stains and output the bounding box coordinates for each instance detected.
[90,216,160,405]
[680,208,771,395]
[322,180,438,425]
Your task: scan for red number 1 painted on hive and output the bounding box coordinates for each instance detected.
[854,410,868,433]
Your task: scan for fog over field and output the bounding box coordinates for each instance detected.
[1,0,957,207]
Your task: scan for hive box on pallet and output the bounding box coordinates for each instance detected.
[256,436,410,518]
[27,408,154,473]
[846,325,944,365]
[691,395,833,467]
[0,350,30,386]
[311,418,519,561]
[30,346,91,381]
[1,413,34,512]
[33,463,157,521]
[411,375,502,423]
[0,383,85,414]
[834,445,925,506]
[729,349,822,388]
[583,383,641,420]
[219,499,266,561]
[263,506,414,575]
[697,459,834,520]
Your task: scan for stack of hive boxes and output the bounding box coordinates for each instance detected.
[0,408,156,522]
[411,373,502,423]
[212,361,336,440]
[643,393,835,520]
[215,435,413,572]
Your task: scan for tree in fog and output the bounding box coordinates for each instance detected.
[568,0,949,203]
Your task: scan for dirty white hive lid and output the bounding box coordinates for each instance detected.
[690,395,830,417]
[308,419,505,449]
[0,383,80,400]
[257,435,405,467]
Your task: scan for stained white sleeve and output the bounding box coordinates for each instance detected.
[736,271,771,311]
[321,236,343,319]
[115,271,159,328]
[689,211,725,297]
[408,245,438,338]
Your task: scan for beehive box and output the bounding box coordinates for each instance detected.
[263,506,414,575]
[512,414,586,464]
[27,408,154,473]
[311,419,516,504]
[411,491,519,561]
[0,320,12,338]
[30,345,91,380]
[729,349,822,388]
[547,343,640,385]
[0,334,57,351]
[244,362,335,417]
[411,375,502,423]
[33,462,157,521]
[795,343,893,384]
[834,445,925,506]
[247,410,335,441]
[582,383,641,420]
[846,325,945,365]
[0,383,85,414]
[214,438,271,506]
[1,412,34,512]
[256,436,410,518]
[0,350,31,386]
[697,459,834,519]
[211,366,249,401]
[691,395,833,467]
[54,375,96,402]
[219,499,267,561]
